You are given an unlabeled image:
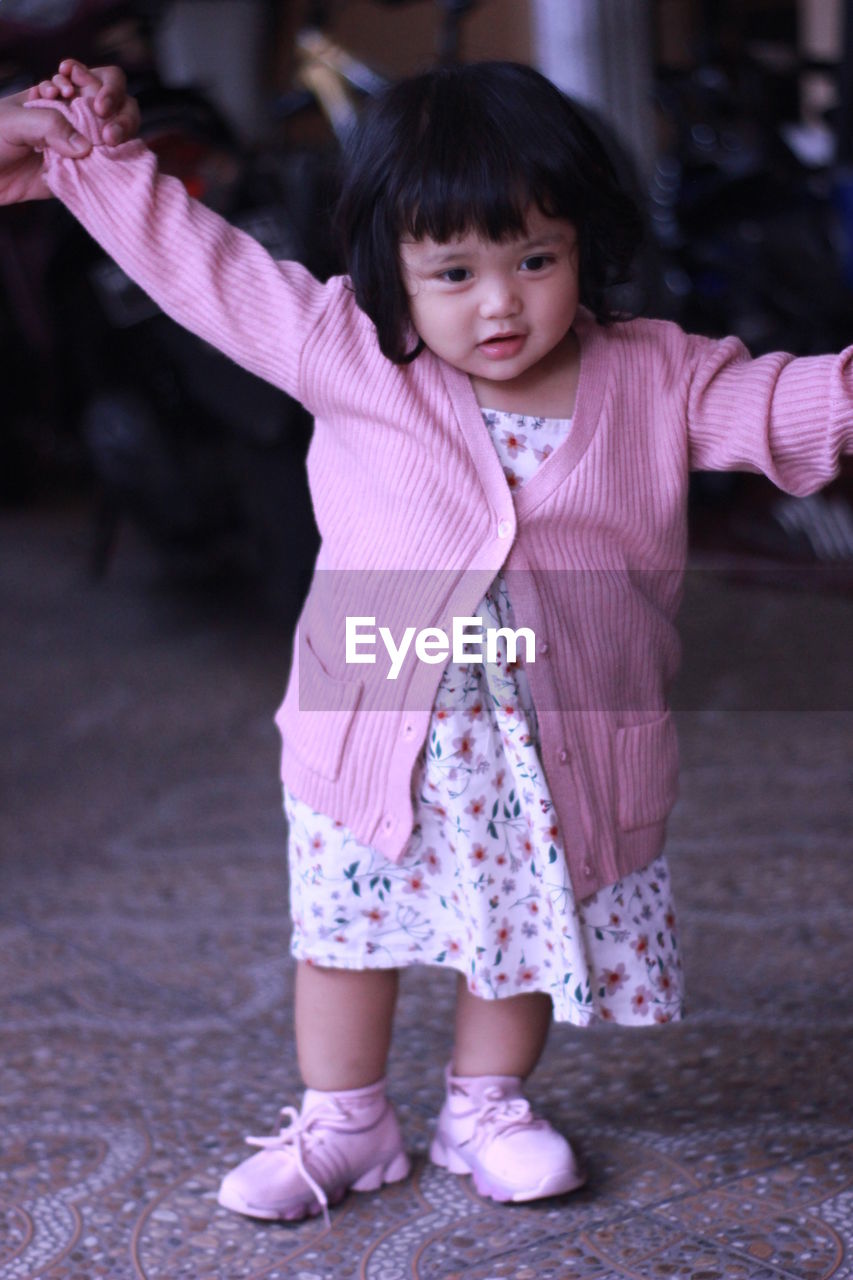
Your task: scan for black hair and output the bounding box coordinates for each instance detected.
[334,60,644,363]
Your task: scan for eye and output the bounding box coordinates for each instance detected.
[520,254,555,272]
[437,267,471,283]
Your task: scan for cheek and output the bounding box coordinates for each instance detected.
[555,272,580,316]
[405,292,427,333]
[408,293,447,337]
[401,268,425,316]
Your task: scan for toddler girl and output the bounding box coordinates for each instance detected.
[23,57,853,1224]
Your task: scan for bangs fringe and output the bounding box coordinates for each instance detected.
[335,62,643,363]
[395,81,569,245]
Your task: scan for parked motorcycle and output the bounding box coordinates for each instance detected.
[0,0,322,620]
[650,42,853,575]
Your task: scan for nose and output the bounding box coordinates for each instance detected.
[478,274,521,320]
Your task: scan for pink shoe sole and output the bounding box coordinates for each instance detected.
[429,1133,586,1203]
[217,1149,411,1222]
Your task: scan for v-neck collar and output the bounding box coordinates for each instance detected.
[436,307,610,519]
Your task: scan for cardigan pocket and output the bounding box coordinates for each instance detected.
[288,632,364,782]
[615,711,679,830]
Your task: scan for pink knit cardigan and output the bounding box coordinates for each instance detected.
[35,97,853,896]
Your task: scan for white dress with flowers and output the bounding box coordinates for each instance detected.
[284,409,685,1026]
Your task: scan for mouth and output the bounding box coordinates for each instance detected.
[477,332,525,360]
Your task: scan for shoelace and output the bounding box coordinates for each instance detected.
[467,1089,544,1150]
[246,1104,350,1228]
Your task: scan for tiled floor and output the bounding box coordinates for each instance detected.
[2,501,852,1279]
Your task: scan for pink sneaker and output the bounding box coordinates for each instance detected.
[217,1079,410,1224]
[429,1068,585,1203]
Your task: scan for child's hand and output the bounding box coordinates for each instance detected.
[29,60,140,149]
[0,63,139,203]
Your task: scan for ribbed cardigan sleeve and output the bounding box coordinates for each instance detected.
[28,96,332,402]
[685,330,853,493]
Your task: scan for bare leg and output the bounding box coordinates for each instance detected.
[452,974,552,1078]
[295,961,399,1090]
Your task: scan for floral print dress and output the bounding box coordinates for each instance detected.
[284,410,685,1026]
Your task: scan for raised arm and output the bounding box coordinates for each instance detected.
[685,330,853,493]
[26,81,334,403]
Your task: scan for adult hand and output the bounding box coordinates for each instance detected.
[0,64,139,204]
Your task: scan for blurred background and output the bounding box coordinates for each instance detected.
[2,0,853,620]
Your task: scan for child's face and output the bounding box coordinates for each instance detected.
[399,206,579,392]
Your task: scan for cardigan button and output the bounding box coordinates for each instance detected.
[497,518,512,539]
[402,721,415,740]
[539,641,550,655]
[583,862,593,878]
[558,748,571,764]
[383,817,395,833]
